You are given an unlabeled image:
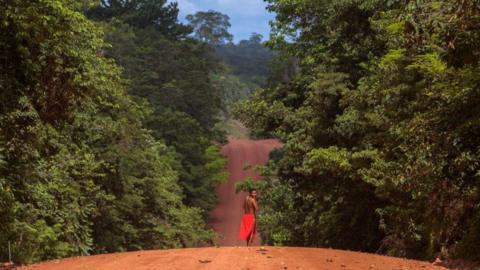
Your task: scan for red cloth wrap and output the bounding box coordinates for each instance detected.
[238,213,256,240]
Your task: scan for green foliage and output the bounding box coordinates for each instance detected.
[102,21,222,130]
[256,177,295,246]
[215,33,275,87]
[86,0,190,38]
[407,53,447,75]
[1,0,109,262]
[235,177,264,194]
[186,10,233,45]
[89,1,228,215]
[237,0,480,261]
[232,90,290,138]
[211,73,259,109]
[379,49,406,69]
[178,144,228,213]
[0,0,222,264]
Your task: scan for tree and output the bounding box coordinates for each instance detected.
[215,32,275,87]
[248,32,263,44]
[87,0,191,39]
[236,0,480,261]
[186,10,233,45]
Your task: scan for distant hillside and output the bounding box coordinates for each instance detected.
[215,33,274,87]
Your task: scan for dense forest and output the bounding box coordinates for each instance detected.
[216,32,274,87]
[235,0,480,261]
[0,0,254,263]
[2,0,480,265]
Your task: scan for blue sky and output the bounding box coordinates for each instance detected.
[168,0,275,42]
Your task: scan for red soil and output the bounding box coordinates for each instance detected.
[19,139,471,270]
[210,139,282,246]
[20,247,448,270]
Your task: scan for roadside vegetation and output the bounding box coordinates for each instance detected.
[234,0,480,261]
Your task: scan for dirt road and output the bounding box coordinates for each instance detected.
[20,247,448,270]
[210,139,282,246]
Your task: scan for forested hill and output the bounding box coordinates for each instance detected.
[0,0,230,263]
[234,0,480,262]
[215,33,274,87]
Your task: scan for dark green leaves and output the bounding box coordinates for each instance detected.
[186,10,233,45]
[237,0,480,261]
[0,0,223,263]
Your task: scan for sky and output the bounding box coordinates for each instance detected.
[168,0,275,42]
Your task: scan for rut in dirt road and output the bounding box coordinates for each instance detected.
[209,139,282,246]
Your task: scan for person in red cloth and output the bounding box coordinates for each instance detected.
[238,188,259,246]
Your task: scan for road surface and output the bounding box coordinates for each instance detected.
[210,139,282,246]
[20,247,449,270]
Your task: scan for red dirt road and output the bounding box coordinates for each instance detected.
[210,139,282,246]
[20,247,448,270]
[19,139,460,270]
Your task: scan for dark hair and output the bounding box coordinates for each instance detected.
[248,188,257,193]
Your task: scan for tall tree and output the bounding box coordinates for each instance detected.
[186,10,233,45]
